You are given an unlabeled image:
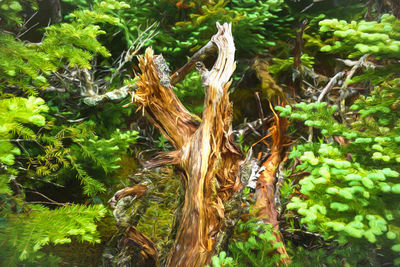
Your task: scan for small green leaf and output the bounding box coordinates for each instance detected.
[330,202,349,211]
[387,231,396,240]
[361,178,374,189]
[391,184,400,194]
[392,244,400,252]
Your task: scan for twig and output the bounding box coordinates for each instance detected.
[40,17,52,43]
[254,92,268,135]
[309,55,371,141]
[26,190,68,206]
[283,228,322,238]
[17,11,39,38]
[232,117,272,138]
[170,40,218,85]
[317,71,344,102]
[67,117,88,123]
[293,19,308,71]
[17,22,39,39]
[0,139,36,142]
[108,22,159,85]
[293,18,308,92]
[338,54,369,122]
[80,68,96,96]
[26,201,66,206]
[25,176,65,188]
[308,71,344,142]
[44,86,66,92]
[274,159,287,212]
[83,84,134,106]
[300,3,314,13]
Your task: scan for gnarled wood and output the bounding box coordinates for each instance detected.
[129,22,290,266]
[167,22,239,267]
[124,226,158,265]
[253,112,290,263]
[134,50,198,149]
[133,23,242,267]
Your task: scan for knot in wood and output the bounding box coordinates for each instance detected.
[154,55,172,88]
[195,61,210,87]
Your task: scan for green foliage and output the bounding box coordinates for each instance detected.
[0,0,28,27]
[169,0,289,57]
[351,79,400,139]
[0,96,48,165]
[229,219,284,266]
[0,204,107,266]
[278,80,400,264]
[97,0,291,66]
[41,0,130,68]
[134,167,181,256]
[209,251,235,267]
[71,128,138,175]
[0,1,139,265]
[318,14,400,86]
[0,0,129,95]
[276,102,346,137]
[0,98,136,264]
[174,71,204,114]
[209,219,284,267]
[2,0,400,265]
[0,34,55,95]
[41,0,129,69]
[270,54,315,76]
[24,121,138,197]
[68,0,130,25]
[290,245,371,267]
[42,24,110,68]
[320,14,400,59]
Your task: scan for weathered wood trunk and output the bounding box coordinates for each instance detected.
[112,22,289,267]
[133,23,242,267]
[253,113,290,263]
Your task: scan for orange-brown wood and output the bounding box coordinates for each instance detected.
[253,112,290,263]
[133,23,242,267]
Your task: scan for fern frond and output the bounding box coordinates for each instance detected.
[0,203,107,266]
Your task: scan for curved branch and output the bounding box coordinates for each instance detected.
[131,22,242,267]
[167,22,240,267]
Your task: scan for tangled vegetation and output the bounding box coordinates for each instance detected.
[0,0,399,266]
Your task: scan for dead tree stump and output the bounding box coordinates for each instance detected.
[114,22,289,267]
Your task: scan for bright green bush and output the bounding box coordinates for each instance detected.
[318,14,400,85]
[0,97,48,165]
[0,0,28,26]
[278,79,400,264]
[209,219,283,267]
[0,204,107,266]
[320,14,400,58]
[0,0,128,95]
[0,1,139,265]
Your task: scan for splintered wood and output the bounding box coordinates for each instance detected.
[253,110,290,263]
[126,22,288,266]
[133,23,242,267]
[167,23,241,267]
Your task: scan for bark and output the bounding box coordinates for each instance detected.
[83,84,134,106]
[132,23,242,267]
[124,226,158,265]
[253,112,290,263]
[105,192,158,267]
[113,22,291,267]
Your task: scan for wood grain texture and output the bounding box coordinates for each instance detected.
[134,22,242,267]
